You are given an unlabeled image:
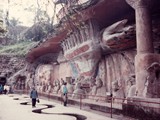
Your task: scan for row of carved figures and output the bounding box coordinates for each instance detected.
[34,76,105,100]
[112,62,160,100]
[61,25,91,51]
[12,60,160,100]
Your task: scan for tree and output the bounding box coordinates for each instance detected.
[9,17,21,27]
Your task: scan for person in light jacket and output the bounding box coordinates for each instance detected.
[62,82,68,106]
[30,87,38,107]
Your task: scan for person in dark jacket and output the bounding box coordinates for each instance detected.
[30,87,38,107]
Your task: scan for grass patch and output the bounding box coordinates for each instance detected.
[0,41,39,56]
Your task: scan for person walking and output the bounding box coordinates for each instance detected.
[62,82,68,106]
[30,87,38,107]
[0,85,2,94]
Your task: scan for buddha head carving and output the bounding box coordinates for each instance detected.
[112,80,119,92]
[95,77,103,88]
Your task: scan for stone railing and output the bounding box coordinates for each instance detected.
[56,0,98,23]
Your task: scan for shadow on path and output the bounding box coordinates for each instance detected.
[20,101,87,120]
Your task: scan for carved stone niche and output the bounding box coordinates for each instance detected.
[35,64,53,92]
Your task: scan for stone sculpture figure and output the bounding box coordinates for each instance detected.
[37,82,41,92]
[21,80,25,90]
[72,34,77,46]
[82,26,87,41]
[71,34,76,47]
[136,69,148,97]
[15,79,20,90]
[89,77,105,101]
[144,62,160,98]
[80,28,85,43]
[69,36,74,48]
[66,77,74,96]
[84,25,90,40]
[127,85,136,98]
[72,82,85,99]
[41,81,46,92]
[126,74,136,97]
[66,37,70,49]
[73,76,83,84]
[53,79,60,94]
[58,78,65,94]
[89,81,97,97]
[62,41,67,51]
[61,42,65,51]
[94,77,106,101]
[60,78,64,86]
[95,77,103,90]
[25,73,32,90]
[75,32,81,45]
[78,31,83,43]
[65,40,69,50]
[38,82,42,92]
[112,80,125,103]
[66,39,71,49]
[46,82,52,93]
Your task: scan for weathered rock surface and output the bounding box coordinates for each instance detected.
[0,55,25,78]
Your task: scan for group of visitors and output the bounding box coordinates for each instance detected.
[0,84,8,94]
[30,82,68,107]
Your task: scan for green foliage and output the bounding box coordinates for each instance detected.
[20,21,52,41]
[9,17,21,27]
[0,41,38,56]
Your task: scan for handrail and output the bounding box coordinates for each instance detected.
[18,90,160,119]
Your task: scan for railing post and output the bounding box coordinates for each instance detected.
[110,94,113,118]
[40,92,42,98]
[80,94,82,109]
[61,93,63,105]
[48,93,50,101]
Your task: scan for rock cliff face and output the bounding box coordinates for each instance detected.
[11,19,160,100]
[0,55,25,77]
[21,19,137,100]
[24,48,136,99]
[0,55,26,91]
[1,0,160,105]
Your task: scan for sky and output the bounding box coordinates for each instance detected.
[0,0,61,27]
[0,0,89,27]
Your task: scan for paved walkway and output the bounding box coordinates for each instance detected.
[0,94,116,120]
